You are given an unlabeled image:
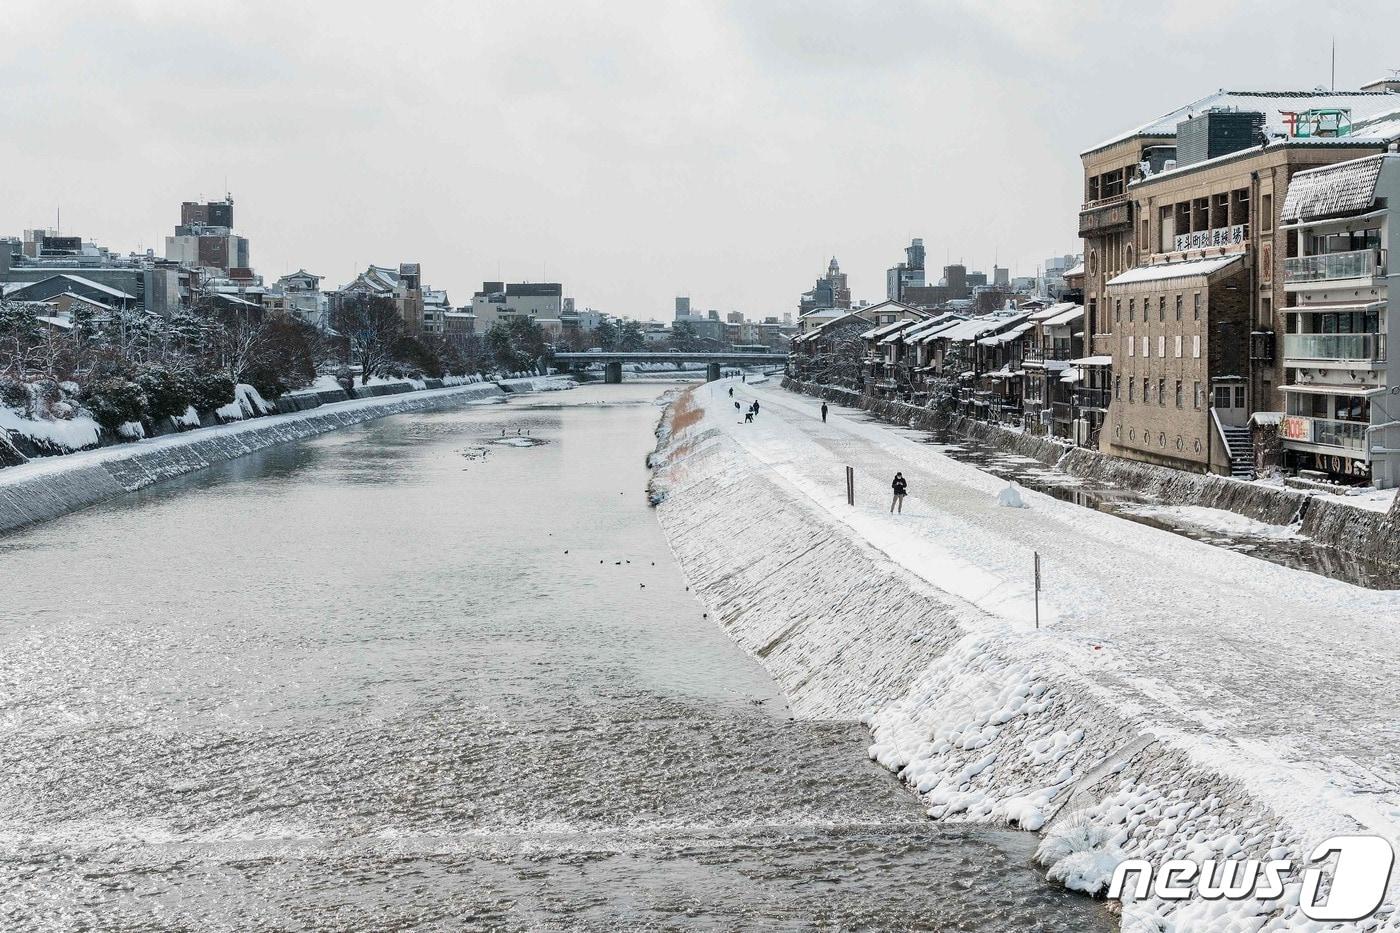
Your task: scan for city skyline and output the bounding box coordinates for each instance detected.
[5,2,1398,319]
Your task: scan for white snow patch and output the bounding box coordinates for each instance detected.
[995,482,1028,509]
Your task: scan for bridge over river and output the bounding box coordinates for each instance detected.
[553,351,790,383]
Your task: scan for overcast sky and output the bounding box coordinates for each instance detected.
[6,2,1400,319]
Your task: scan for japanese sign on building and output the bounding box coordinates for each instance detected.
[1175,224,1247,252]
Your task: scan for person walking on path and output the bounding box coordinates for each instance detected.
[820,402,828,423]
[728,386,734,398]
[890,472,907,513]
[752,399,760,418]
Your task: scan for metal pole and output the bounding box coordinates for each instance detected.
[1033,551,1041,630]
[846,466,854,506]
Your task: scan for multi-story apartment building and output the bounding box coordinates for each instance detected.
[164,198,250,274]
[470,281,563,332]
[1277,153,1400,488]
[1081,85,1400,475]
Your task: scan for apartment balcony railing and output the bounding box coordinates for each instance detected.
[1074,387,1111,411]
[1280,416,1367,452]
[1282,333,1387,365]
[1283,248,1385,284]
[1078,196,1132,238]
[1024,344,1075,363]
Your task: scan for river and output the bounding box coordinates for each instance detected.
[0,382,1112,931]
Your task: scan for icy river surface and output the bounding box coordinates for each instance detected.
[0,383,1113,931]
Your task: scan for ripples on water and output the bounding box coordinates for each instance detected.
[0,384,1112,931]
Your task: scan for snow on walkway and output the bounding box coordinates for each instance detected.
[674,378,1400,923]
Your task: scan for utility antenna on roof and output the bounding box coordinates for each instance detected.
[1331,37,1336,92]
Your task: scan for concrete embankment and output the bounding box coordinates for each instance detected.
[0,382,507,535]
[651,390,1399,931]
[783,377,1400,567]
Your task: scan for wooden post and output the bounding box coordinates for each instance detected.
[845,466,854,506]
[1033,551,1041,630]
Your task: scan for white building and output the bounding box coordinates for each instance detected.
[1278,152,1400,488]
[470,281,563,332]
[270,269,327,328]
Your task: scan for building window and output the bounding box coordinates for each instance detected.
[1175,295,1183,321]
[1128,378,1135,403]
[1115,299,1122,323]
[1260,295,1273,329]
[1175,380,1183,408]
[1193,292,1201,320]
[1141,335,1149,357]
[1174,335,1182,357]
[1192,334,1201,358]
[1157,335,1165,357]
[1089,250,1098,275]
[1158,296,1166,322]
[1115,375,1122,401]
[1158,379,1166,406]
[1261,193,1273,232]
[1143,378,1150,404]
[1128,298,1135,321]
[1194,381,1202,409]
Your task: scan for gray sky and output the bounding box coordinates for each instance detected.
[6,1,1399,320]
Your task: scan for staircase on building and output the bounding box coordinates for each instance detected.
[1220,424,1255,479]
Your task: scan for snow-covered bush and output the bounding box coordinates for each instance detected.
[188,372,236,413]
[81,378,147,432]
[134,367,193,423]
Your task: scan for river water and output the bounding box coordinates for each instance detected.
[0,382,1112,931]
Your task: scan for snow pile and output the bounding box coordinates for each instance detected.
[995,482,1028,509]
[172,406,201,430]
[116,421,145,440]
[215,383,274,422]
[1121,504,1305,541]
[0,404,102,453]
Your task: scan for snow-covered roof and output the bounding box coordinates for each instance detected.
[861,319,913,340]
[1071,355,1113,367]
[1062,261,1085,278]
[916,319,968,344]
[976,322,1034,346]
[878,320,924,344]
[56,291,113,311]
[935,312,1030,344]
[35,315,73,329]
[1107,255,1243,287]
[1060,367,1082,384]
[1280,153,1390,222]
[1083,90,1400,156]
[901,313,965,342]
[1029,301,1077,322]
[1043,305,1084,328]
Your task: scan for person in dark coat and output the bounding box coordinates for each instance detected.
[728,386,734,398]
[820,402,828,423]
[752,399,760,418]
[890,472,907,513]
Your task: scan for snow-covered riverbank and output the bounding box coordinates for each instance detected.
[650,380,1400,932]
[0,377,574,534]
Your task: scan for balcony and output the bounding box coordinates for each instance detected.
[1078,197,1132,238]
[1283,248,1385,285]
[1074,387,1111,411]
[1280,416,1367,452]
[1282,333,1386,366]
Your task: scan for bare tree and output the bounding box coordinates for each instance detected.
[329,294,406,385]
